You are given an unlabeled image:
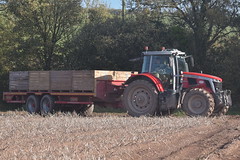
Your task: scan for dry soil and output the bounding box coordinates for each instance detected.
[0,112,239,160]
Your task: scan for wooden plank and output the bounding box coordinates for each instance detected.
[114,71,134,81]
[29,71,50,91]
[9,71,29,91]
[72,70,95,91]
[94,70,114,80]
[50,71,72,91]
[94,70,133,81]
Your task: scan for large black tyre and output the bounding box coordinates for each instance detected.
[40,95,54,116]
[212,105,229,116]
[122,80,159,117]
[26,95,40,114]
[183,88,215,116]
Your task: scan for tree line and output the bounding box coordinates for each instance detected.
[0,0,240,100]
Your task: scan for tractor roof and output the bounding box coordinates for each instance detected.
[142,49,186,56]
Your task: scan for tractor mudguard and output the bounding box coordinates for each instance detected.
[124,73,165,92]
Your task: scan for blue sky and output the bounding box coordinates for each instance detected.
[105,0,121,9]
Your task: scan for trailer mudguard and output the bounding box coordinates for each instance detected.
[124,73,165,92]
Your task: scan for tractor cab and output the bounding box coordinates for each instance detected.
[141,49,191,91]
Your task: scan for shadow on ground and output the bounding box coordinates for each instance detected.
[0,102,239,115]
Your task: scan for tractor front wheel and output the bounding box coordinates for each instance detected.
[122,80,159,117]
[183,88,214,116]
[212,105,229,116]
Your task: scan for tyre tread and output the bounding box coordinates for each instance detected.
[183,88,215,116]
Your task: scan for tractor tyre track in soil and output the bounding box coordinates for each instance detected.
[104,116,240,160]
[164,118,240,160]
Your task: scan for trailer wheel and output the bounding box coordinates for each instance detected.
[26,95,40,114]
[40,95,54,116]
[183,88,214,116]
[80,104,94,116]
[122,80,159,117]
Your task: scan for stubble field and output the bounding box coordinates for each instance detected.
[0,111,240,160]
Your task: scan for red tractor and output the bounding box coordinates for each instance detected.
[122,48,232,116]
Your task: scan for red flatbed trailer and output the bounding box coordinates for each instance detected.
[3,70,134,115]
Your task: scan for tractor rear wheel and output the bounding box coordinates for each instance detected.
[183,88,214,116]
[122,80,159,117]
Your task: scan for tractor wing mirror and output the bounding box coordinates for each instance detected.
[190,56,194,67]
[185,55,195,67]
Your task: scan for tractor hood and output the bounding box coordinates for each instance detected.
[183,72,222,82]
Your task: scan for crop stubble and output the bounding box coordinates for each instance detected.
[0,112,239,160]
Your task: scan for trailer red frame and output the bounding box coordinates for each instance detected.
[3,92,94,105]
[3,78,126,114]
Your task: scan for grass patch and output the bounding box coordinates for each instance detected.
[172,109,187,117]
[94,105,126,113]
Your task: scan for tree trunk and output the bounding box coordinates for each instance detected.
[122,0,125,22]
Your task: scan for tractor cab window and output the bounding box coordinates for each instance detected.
[142,56,151,73]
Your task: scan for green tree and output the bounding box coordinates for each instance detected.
[65,10,173,71]
[7,0,83,70]
[207,35,240,99]
[128,0,240,71]
[171,0,240,70]
[0,3,16,94]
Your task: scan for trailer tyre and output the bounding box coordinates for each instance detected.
[122,80,159,117]
[80,104,94,116]
[26,95,40,114]
[40,95,54,116]
[183,88,214,116]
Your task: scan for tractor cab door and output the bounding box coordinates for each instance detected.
[142,55,174,90]
[174,56,190,93]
